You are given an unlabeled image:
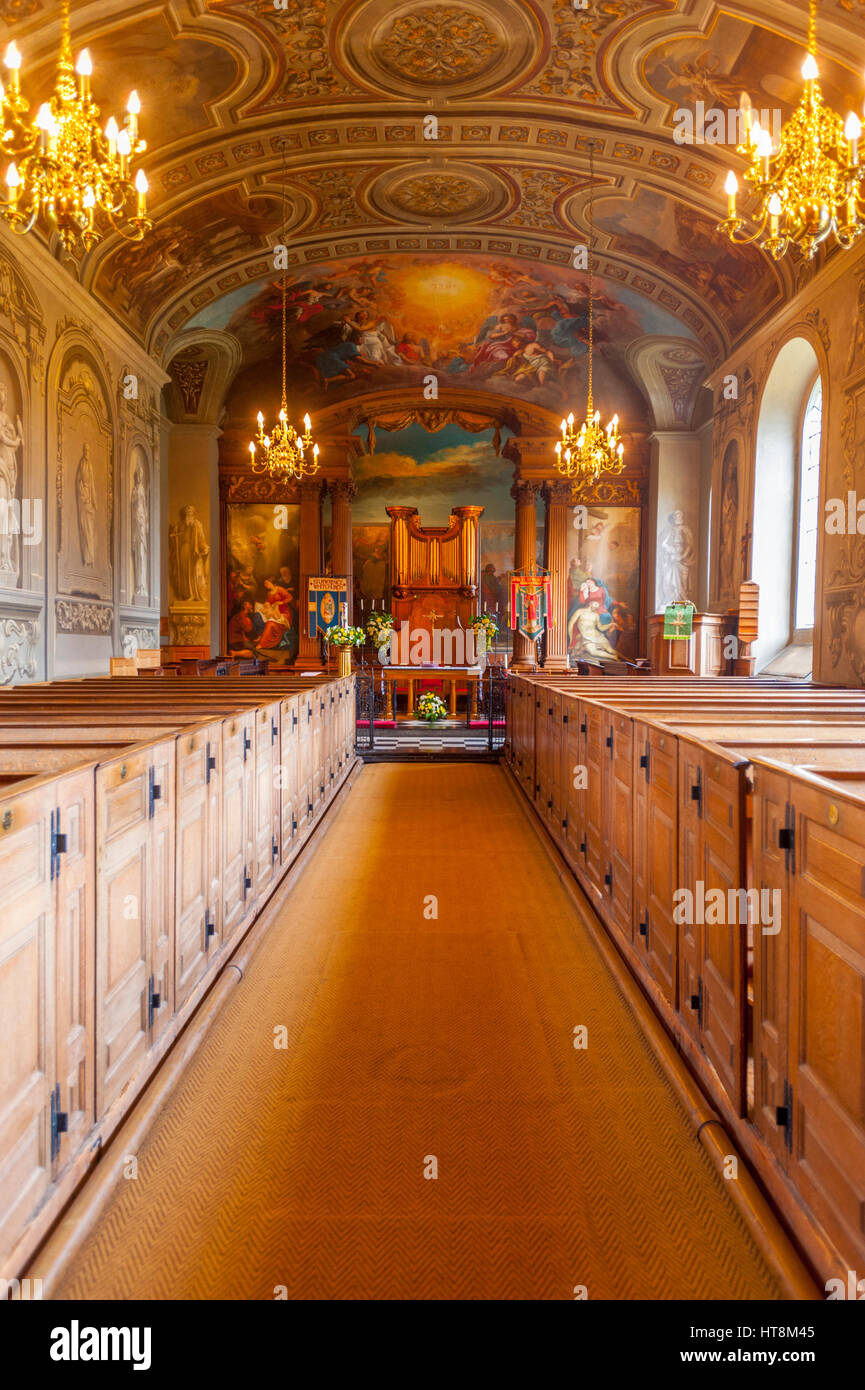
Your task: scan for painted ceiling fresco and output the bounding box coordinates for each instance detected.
[5,0,865,391]
[190,253,679,418]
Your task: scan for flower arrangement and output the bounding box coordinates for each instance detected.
[416,691,447,722]
[324,624,365,648]
[365,610,393,648]
[470,612,499,640]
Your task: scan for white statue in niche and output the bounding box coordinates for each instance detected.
[130,463,149,597]
[75,443,97,567]
[659,508,697,604]
[0,381,23,579]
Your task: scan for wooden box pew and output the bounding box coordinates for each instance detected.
[751,757,865,1273]
[0,674,356,1277]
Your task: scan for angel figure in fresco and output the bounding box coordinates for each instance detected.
[75,444,97,568]
[352,317,404,367]
[0,382,23,577]
[505,330,558,387]
[666,50,743,110]
[457,313,525,378]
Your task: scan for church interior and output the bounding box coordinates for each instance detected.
[1,0,865,1323]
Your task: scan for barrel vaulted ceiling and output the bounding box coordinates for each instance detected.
[4,0,865,431]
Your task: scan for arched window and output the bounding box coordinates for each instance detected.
[794,377,822,632]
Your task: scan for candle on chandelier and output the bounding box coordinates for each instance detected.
[313,444,320,462]
[724,170,738,218]
[127,91,140,144]
[105,116,118,160]
[83,185,95,229]
[756,128,773,180]
[5,162,19,205]
[768,192,782,237]
[135,168,148,216]
[117,128,131,174]
[76,49,92,100]
[36,103,52,156]
[4,43,21,96]
[845,112,861,166]
[739,92,752,142]
[802,53,819,86]
[249,442,256,458]
[303,413,312,434]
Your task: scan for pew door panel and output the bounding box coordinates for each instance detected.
[788,782,865,1266]
[751,765,791,1163]
[298,694,313,834]
[149,740,176,1046]
[606,713,633,941]
[0,780,55,1266]
[700,756,748,1116]
[678,741,703,1036]
[254,703,281,895]
[53,766,96,1167]
[645,730,678,1008]
[564,704,585,870]
[280,696,299,863]
[175,725,216,1012]
[632,723,650,959]
[221,714,254,944]
[581,703,605,905]
[96,749,152,1116]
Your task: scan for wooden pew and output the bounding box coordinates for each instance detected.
[0,671,358,1280]
[505,671,865,1282]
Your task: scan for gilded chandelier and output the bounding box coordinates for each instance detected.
[719,0,864,260]
[0,0,150,253]
[555,149,625,485]
[249,143,320,482]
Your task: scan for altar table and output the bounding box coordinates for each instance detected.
[381,666,483,719]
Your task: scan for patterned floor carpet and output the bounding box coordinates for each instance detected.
[48,765,789,1300]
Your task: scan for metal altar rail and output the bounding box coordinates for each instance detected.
[354,668,507,759]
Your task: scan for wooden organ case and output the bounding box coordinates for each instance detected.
[386,506,484,655]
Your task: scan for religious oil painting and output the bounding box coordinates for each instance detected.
[226,503,300,664]
[352,524,390,618]
[566,507,641,662]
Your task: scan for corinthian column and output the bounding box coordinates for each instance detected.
[295,478,324,670]
[510,480,540,671]
[543,480,571,670]
[330,479,356,621]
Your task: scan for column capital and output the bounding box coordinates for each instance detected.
[300,477,325,502]
[329,478,357,504]
[543,480,574,506]
[510,480,541,506]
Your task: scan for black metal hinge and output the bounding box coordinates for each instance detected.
[50,1083,68,1162]
[606,730,613,758]
[691,766,703,818]
[50,808,67,881]
[147,973,161,1031]
[272,837,279,861]
[580,718,587,735]
[776,1078,793,1152]
[689,976,703,1028]
[563,714,569,725]
[148,766,162,819]
[206,742,216,784]
[292,713,298,728]
[271,720,278,744]
[580,838,587,855]
[292,817,298,833]
[639,744,650,783]
[778,804,796,873]
[243,730,252,762]
[562,815,568,830]
[205,908,215,943]
[638,913,648,938]
[243,866,252,898]
[604,865,613,894]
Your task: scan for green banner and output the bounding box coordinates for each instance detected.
[663,602,695,640]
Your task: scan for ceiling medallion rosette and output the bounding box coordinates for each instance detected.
[339,0,537,99]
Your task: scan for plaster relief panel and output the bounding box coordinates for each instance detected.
[57,359,113,602]
[0,350,24,591]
